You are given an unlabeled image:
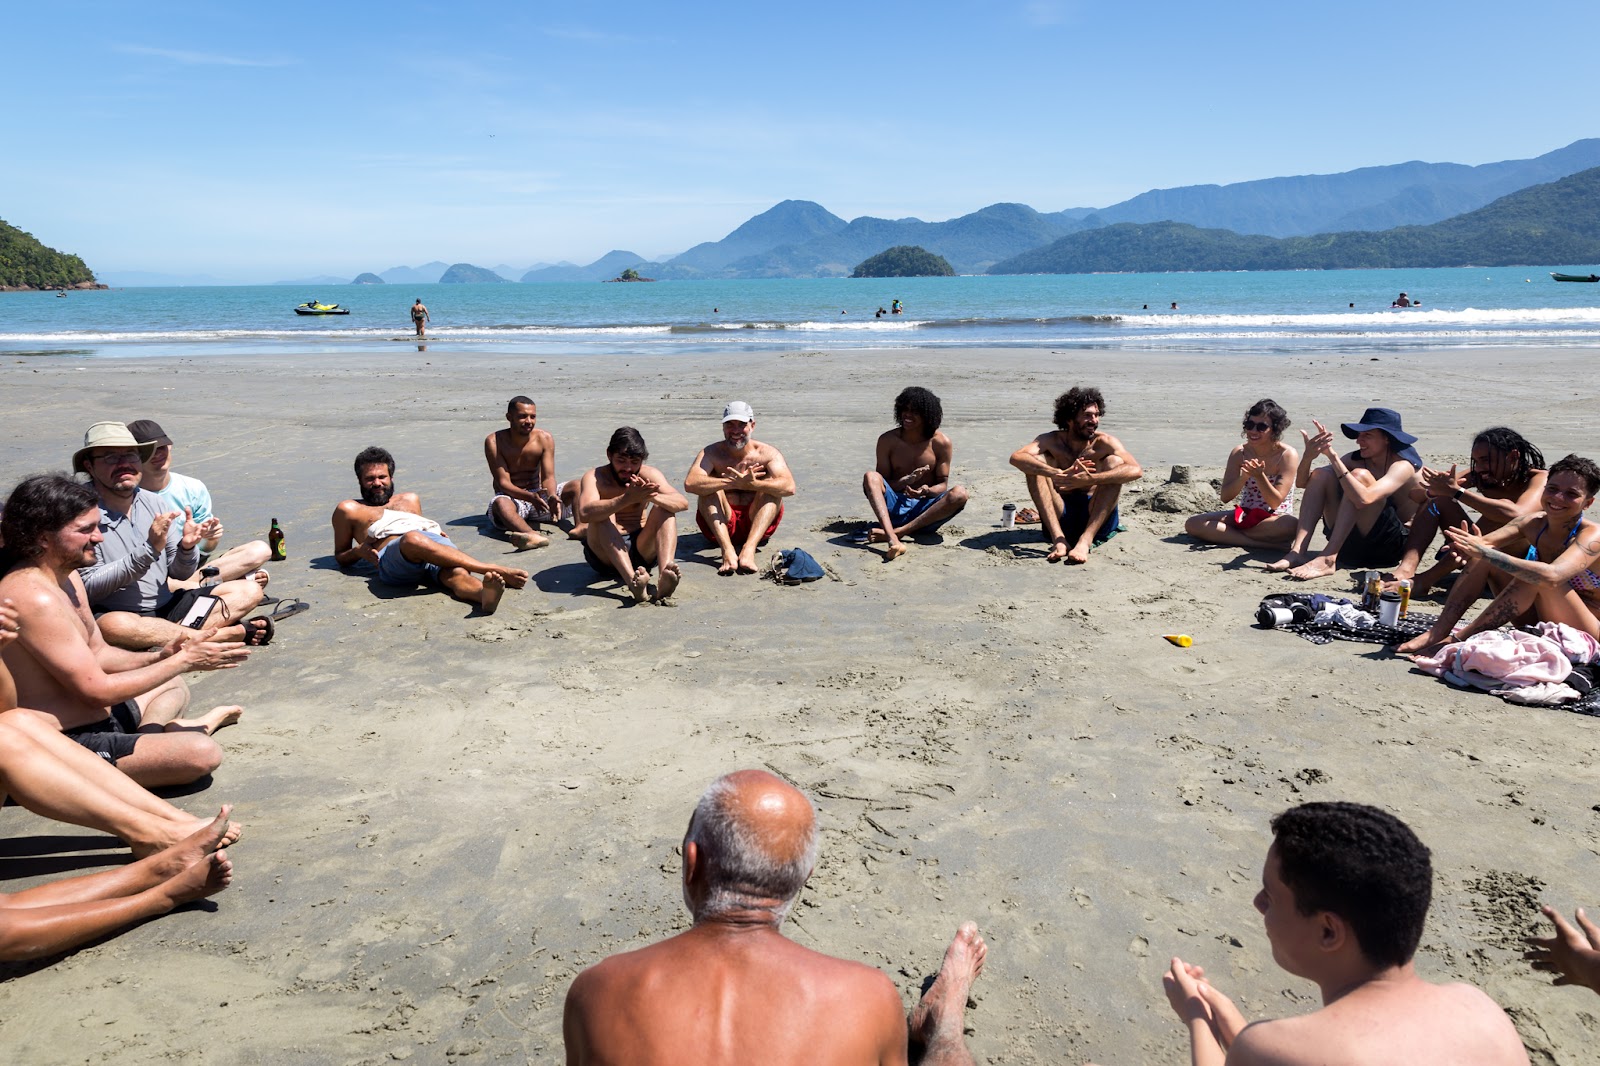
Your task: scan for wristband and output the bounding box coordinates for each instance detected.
[1454,488,1463,500]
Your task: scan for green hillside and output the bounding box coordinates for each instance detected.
[0,218,98,289]
[990,167,1600,274]
[852,245,955,278]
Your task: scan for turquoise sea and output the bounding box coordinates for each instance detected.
[5,266,1600,359]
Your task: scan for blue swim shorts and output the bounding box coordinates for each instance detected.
[376,531,451,587]
[882,484,953,532]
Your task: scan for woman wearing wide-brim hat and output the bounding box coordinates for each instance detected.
[1264,406,1425,581]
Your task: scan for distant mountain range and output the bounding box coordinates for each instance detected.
[74,137,1600,285]
[989,166,1600,274]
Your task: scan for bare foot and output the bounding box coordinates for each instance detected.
[566,523,588,541]
[1286,556,1338,581]
[489,566,529,590]
[717,555,738,576]
[479,571,506,615]
[1396,630,1447,656]
[628,567,651,603]
[183,704,243,735]
[159,849,233,908]
[655,562,682,603]
[909,922,987,1053]
[736,554,758,575]
[1045,538,1068,563]
[866,527,890,544]
[884,542,909,562]
[250,569,270,590]
[1264,552,1306,573]
[507,530,549,551]
[134,806,243,860]
[147,806,236,878]
[1065,541,1091,565]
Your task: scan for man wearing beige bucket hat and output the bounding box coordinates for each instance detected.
[72,422,271,650]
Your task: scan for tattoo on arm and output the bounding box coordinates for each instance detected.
[1480,546,1528,579]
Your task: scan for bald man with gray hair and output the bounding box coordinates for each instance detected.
[563,769,986,1066]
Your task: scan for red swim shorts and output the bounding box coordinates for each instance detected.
[696,502,784,547]
[1230,505,1274,530]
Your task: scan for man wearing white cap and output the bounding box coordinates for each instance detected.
[684,401,797,576]
[72,422,271,649]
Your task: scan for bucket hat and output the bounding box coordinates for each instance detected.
[1340,408,1421,469]
[73,422,156,473]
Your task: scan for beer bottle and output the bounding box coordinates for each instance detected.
[269,518,287,561]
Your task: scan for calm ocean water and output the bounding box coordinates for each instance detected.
[5,267,1600,359]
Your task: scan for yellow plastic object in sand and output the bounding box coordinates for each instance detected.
[1163,634,1193,648]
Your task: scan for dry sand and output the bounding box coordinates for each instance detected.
[0,344,1596,1064]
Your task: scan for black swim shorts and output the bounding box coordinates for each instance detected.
[63,700,144,763]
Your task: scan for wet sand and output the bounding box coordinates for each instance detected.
[0,344,1595,1064]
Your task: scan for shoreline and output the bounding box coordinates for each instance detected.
[0,344,1594,1065]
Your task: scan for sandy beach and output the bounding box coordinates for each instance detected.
[1,343,1596,1065]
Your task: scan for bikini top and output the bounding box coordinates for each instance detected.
[1525,516,1584,562]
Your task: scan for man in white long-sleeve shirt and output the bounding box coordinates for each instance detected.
[73,422,268,649]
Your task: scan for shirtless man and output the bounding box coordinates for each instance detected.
[332,446,528,615]
[576,428,688,603]
[684,401,797,576]
[1385,427,1546,596]
[862,387,969,561]
[1163,801,1528,1066]
[72,421,270,650]
[1266,407,1424,581]
[0,474,250,787]
[1397,454,1600,656]
[127,418,273,580]
[0,610,236,961]
[1009,386,1142,564]
[563,769,987,1066]
[411,298,430,337]
[484,396,579,551]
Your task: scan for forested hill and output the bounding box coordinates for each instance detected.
[0,219,100,290]
[988,167,1600,274]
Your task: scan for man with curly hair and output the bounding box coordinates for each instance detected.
[1009,386,1142,564]
[861,387,969,561]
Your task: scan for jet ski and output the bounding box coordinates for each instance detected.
[294,301,350,315]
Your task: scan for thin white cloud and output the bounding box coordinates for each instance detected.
[114,43,294,68]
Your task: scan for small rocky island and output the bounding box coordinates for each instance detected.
[605,267,656,282]
[851,245,955,278]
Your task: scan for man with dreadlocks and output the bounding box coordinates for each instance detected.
[861,387,969,561]
[1385,427,1547,596]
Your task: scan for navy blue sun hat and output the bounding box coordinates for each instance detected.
[1341,407,1421,469]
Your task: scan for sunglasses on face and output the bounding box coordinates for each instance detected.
[1242,420,1271,433]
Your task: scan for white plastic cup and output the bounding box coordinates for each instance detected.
[1001,503,1017,529]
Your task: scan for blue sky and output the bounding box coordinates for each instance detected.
[7,1,1596,281]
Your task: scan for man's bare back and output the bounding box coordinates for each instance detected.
[565,924,906,1066]
[1225,978,1527,1066]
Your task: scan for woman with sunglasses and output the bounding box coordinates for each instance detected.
[1184,399,1299,549]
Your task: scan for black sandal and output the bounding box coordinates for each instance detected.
[240,616,274,646]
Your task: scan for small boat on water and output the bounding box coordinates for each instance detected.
[294,301,351,315]
[1550,272,1599,283]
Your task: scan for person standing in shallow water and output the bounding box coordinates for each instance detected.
[410,298,430,337]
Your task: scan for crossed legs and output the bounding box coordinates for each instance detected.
[862,473,969,561]
[396,530,528,615]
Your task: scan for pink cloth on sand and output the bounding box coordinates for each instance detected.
[1411,629,1572,689]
